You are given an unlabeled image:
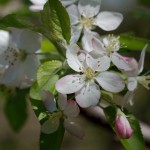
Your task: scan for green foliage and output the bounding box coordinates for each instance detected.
[0,0,11,5]
[120,34,150,52]
[40,0,71,57]
[104,106,145,150]
[37,60,62,90]
[4,88,28,132]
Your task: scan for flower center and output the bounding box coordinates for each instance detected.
[3,47,27,66]
[104,35,120,54]
[81,17,93,28]
[84,67,95,80]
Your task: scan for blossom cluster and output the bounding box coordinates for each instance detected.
[0,0,149,140]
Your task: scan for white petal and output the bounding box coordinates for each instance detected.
[67,5,80,25]
[41,91,57,112]
[56,74,85,94]
[82,29,103,52]
[17,30,42,53]
[122,90,136,108]
[86,54,110,72]
[64,120,84,139]
[138,44,147,74]
[62,0,78,6]
[57,93,67,110]
[41,118,59,134]
[127,77,137,91]
[95,71,125,93]
[75,82,100,108]
[94,11,123,31]
[30,0,47,5]
[70,25,82,44]
[0,30,9,54]
[2,63,20,84]
[111,53,138,72]
[23,55,40,80]
[29,5,44,11]
[64,100,80,117]
[66,44,83,72]
[78,0,101,18]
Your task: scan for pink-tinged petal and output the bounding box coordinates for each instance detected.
[75,82,100,108]
[127,77,137,91]
[64,120,84,139]
[67,5,80,25]
[86,54,110,72]
[70,24,83,44]
[57,93,67,110]
[41,118,59,134]
[82,29,102,52]
[111,53,138,72]
[115,115,133,139]
[41,91,57,112]
[78,0,101,18]
[56,74,85,94]
[94,11,123,31]
[66,44,83,72]
[64,100,80,117]
[95,71,125,93]
[138,44,148,74]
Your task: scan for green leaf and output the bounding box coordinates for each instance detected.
[4,89,28,132]
[0,14,42,32]
[37,60,62,90]
[104,106,145,150]
[40,0,71,57]
[120,34,150,52]
[40,120,65,150]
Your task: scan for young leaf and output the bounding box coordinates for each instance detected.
[0,14,41,31]
[37,60,62,90]
[4,88,28,132]
[104,106,145,150]
[41,0,71,47]
[120,34,150,52]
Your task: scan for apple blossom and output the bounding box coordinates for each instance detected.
[67,0,123,43]
[82,30,137,71]
[29,0,78,11]
[41,91,84,139]
[123,45,149,106]
[0,28,41,87]
[56,44,125,108]
[115,109,133,139]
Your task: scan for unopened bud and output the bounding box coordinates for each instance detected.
[115,110,133,139]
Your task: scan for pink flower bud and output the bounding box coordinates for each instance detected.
[115,114,133,139]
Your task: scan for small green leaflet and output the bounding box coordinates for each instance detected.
[37,60,62,90]
[120,34,150,52]
[104,106,145,150]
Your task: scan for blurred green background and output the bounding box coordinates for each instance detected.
[0,0,150,150]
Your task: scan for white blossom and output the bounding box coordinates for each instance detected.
[0,28,41,88]
[67,0,123,43]
[56,44,125,108]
